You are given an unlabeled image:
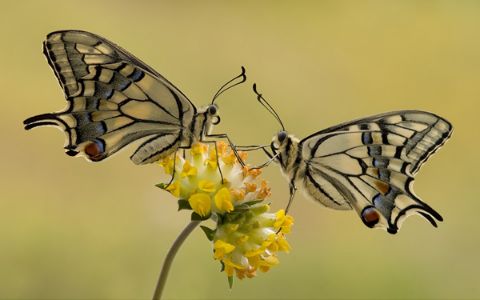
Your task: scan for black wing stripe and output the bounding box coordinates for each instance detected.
[305,169,344,206]
[318,169,355,208]
[410,121,453,174]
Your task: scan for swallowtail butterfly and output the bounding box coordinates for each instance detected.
[253,84,453,234]
[24,30,246,170]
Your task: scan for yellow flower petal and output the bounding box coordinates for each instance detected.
[206,159,217,170]
[244,182,257,193]
[273,209,293,233]
[191,143,207,156]
[257,180,271,199]
[214,240,235,259]
[250,169,262,178]
[225,223,239,233]
[230,188,246,201]
[165,181,180,198]
[214,187,234,213]
[238,151,247,162]
[159,155,175,175]
[264,255,279,266]
[222,151,237,166]
[217,141,228,156]
[283,216,294,233]
[198,179,216,193]
[244,248,264,258]
[268,240,279,252]
[276,234,291,253]
[274,210,286,227]
[274,209,295,233]
[188,193,211,217]
[205,147,222,171]
[247,254,260,267]
[223,258,244,269]
[236,266,256,279]
[236,234,249,245]
[181,160,197,178]
[261,234,276,248]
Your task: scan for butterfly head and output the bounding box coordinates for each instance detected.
[196,104,221,138]
[270,130,290,157]
[277,130,288,143]
[269,131,301,172]
[206,104,221,125]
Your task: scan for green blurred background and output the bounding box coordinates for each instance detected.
[2,1,479,299]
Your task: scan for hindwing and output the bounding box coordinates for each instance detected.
[300,110,452,233]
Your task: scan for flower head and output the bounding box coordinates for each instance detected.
[213,206,293,281]
[157,142,293,286]
[158,142,270,218]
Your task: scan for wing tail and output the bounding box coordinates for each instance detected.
[24,113,67,130]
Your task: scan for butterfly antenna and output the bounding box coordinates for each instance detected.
[211,66,247,104]
[252,83,285,131]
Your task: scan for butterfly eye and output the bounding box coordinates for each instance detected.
[208,105,217,115]
[277,131,287,143]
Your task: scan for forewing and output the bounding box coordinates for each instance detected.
[24,30,196,164]
[300,111,453,233]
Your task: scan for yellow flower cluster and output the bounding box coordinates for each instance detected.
[213,206,294,280]
[158,142,294,285]
[159,142,270,217]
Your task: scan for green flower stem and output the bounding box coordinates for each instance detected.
[152,220,201,300]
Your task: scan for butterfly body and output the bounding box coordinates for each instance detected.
[24,30,230,165]
[267,110,453,234]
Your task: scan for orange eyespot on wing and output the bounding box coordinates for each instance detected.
[361,206,380,228]
[84,140,106,161]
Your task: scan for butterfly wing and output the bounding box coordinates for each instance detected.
[300,110,453,234]
[24,30,196,164]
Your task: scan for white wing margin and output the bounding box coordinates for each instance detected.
[300,111,453,234]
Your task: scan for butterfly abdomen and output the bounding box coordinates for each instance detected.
[130,133,181,164]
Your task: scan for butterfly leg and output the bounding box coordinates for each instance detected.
[249,155,278,170]
[162,151,178,189]
[235,145,269,151]
[204,133,247,167]
[275,181,297,233]
[236,146,278,170]
[285,181,297,213]
[200,140,225,184]
[235,144,275,169]
[250,146,282,170]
